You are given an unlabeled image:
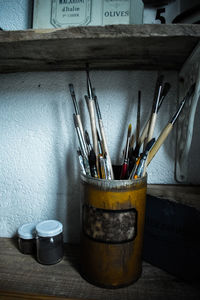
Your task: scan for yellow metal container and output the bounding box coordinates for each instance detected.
[80,174,147,288]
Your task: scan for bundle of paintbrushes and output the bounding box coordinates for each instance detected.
[70,67,114,180]
[70,69,195,181]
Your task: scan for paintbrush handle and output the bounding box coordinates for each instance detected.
[120,162,128,179]
[129,156,141,179]
[76,114,88,156]
[147,123,173,166]
[147,112,157,143]
[141,159,148,178]
[138,119,149,148]
[99,119,114,179]
[87,98,99,175]
[76,114,84,141]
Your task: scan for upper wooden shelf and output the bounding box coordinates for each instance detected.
[0,24,200,73]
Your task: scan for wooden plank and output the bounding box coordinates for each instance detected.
[0,238,200,300]
[0,24,199,73]
[0,291,87,300]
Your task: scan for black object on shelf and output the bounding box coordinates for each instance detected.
[143,0,175,6]
[143,194,200,282]
[172,4,200,24]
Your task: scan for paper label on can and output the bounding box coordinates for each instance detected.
[51,0,91,27]
[83,204,137,243]
[103,0,130,25]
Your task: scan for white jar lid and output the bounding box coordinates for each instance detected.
[36,220,63,237]
[18,223,36,239]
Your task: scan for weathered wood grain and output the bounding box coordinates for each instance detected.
[0,24,199,73]
[0,238,199,300]
[147,184,200,210]
[0,291,86,300]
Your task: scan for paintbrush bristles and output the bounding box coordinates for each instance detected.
[158,82,171,108]
[69,83,75,96]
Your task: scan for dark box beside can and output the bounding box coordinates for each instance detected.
[143,194,200,281]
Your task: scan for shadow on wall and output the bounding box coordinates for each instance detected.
[52,98,81,244]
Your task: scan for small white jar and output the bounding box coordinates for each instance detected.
[36,220,64,265]
[18,223,36,254]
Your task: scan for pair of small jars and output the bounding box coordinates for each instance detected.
[18,220,64,265]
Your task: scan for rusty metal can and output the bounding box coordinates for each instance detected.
[80,174,147,288]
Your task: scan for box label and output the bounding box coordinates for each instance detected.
[103,0,130,25]
[51,0,91,27]
[83,204,137,243]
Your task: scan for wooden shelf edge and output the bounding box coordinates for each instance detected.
[0,290,84,300]
[0,24,200,41]
[0,24,199,73]
[147,184,200,210]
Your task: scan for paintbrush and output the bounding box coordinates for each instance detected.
[132,91,141,159]
[129,133,135,150]
[104,152,112,180]
[120,124,132,179]
[85,68,99,176]
[129,156,140,179]
[94,95,114,179]
[138,80,170,149]
[136,91,141,149]
[77,148,86,175]
[96,130,111,179]
[128,133,136,176]
[73,114,87,158]
[85,94,99,176]
[146,75,164,145]
[157,82,171,111]
[85,130,98,178]
[129,138,155,179]
[69,84,88,156]
[88,148,98,178]
[85,130,92,153]
[133,138,155,179]
[147,83,195,166]
[73,114,91,176]
[97,128,104,155]
[99,155,107,179]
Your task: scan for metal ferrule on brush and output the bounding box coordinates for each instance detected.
[104,153,112,180]
[73,114,88,159]
[77,149,86,175]
[99,155,108,179]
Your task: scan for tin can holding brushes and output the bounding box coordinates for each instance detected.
[80,173,147,288]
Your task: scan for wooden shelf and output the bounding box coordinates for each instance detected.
[0,238,199,300]
[0,24,200,73]
[147,184,200,210]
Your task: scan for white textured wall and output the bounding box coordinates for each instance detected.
[0,1,200,242]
